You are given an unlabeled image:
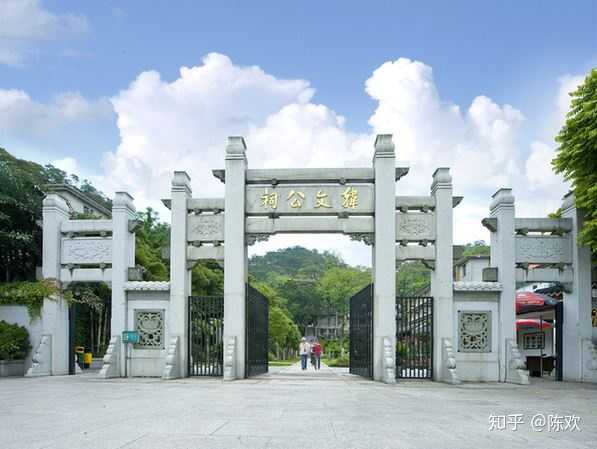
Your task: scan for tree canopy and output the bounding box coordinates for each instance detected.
[553,69,597,251]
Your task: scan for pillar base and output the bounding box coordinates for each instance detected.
[505,338,529,385]
[440,338,461,385]
[582,339,597,383]
[25,335,52,377]
[98,336,121,379]
[162,336,181,379]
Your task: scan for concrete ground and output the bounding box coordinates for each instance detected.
[1,363,596,449]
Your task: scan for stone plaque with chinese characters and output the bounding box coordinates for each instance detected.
[515,236,572,264]
[61,237,112,265]
[187,214,225,242]
[245,185,374,215]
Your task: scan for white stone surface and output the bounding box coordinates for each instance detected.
[430,168,454,382]
[169,172,192,378]
[223,137,248,379]
[372,134,397,383]
[562,193,593,382]
[1,373,596,449]
[489,188,518,383]
[40,194,70,375]
[110,192,137,377]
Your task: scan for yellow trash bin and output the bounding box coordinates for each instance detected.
[83,352,93,369]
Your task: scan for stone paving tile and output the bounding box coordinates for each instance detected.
[0,368,595,449]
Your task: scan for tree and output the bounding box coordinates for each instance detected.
[396,261,430,296]
[462,240,490,257]
[553,69,597,251]
[317,266,370,338]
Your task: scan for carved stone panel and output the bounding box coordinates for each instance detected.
[187,214,225,242]
[245,184,374,215]
[395,213,435,241]
[515,236,572,264]
[61,237,112,265]
[458,311,491,353]
[134,309,165,349]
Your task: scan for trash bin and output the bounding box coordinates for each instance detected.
[83,352,93,369]
[75,346,85,369]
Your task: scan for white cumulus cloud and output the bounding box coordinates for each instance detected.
[0,0,89,65]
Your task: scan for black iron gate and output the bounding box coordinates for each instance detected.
[188,295,224,376]
[246,284,269,377]
[349,284,373,378]
[396,296,433,379]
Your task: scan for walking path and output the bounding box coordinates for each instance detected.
[0,372,595,449]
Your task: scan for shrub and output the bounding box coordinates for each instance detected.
[0,320,31,360]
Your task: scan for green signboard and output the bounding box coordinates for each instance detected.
[122,330,139,344]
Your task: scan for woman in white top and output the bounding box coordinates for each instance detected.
[299,337,310,370]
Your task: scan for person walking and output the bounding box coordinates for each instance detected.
[299,337,310,370]
[312,339,322,370]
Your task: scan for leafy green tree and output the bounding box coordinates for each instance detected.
[553,69,597,251]
[135,208,170,281]
[317,266,370,338]
[396,261,431,296]
[462,240,490,257]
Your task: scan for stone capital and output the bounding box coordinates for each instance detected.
[431,167,452,194]
[42,193,70,216]
[171,171,192,195]
[489,188,515,212]
[373,134,395,159]
[112,192,136,213]
[226,136,247,160]
[561,191,575,214]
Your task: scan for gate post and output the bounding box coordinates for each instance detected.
[169,172,192,377]
[561,192,594,382]
[223,137,248,380]
[430,168,454,382]
[27,194,70,376]
[372,134,396,383]
[488,188,517,382]
[111,192,136,377]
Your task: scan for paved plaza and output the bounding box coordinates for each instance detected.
[1,364,596,449]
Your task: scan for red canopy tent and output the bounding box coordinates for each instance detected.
[516,318,553,330]
[516,291,560,314]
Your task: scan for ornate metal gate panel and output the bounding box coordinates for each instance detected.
[396,296,433,379]
[188,295,224,376]
[349,284,373,378]
[246,284,269,377]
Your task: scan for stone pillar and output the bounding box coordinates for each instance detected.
[430,168,454,382]
[39,194,70,375]
[488,188,517,382]
[223,137,248,380]
[372,134,396,383]
[169,172,192,377]
[111,192,136,377]
[561,192,593,381]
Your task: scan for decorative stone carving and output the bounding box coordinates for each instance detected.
[453,281,502,292]
[382,337,396,384]
[396,213,435,241]
[124,281,170,291]
[515,235,572,264]
[441,338,461,384]
[25,335,52,377]
[162,336,181,380]
[505,338,529,385]
[134,310,164,349]
[458,311,491,352]
[98,336,120,379]
[223,336,236,381]
[349,233,374,246]
[246,233,271,246]
[187,214,225,242]
[61,237,112,265]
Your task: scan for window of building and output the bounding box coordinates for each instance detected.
[523,332,545,350]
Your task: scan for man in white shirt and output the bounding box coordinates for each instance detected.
[299,337,310,370]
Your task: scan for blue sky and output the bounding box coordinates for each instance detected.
[1,0,595,265]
